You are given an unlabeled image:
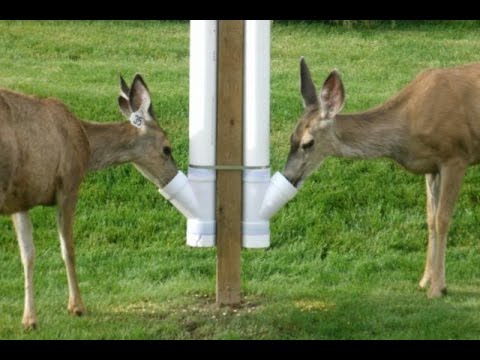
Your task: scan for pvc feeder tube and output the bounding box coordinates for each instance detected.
[242,20,271,248]
[189,20,217,167]
[164,20,296,250]
[243,20,270,167]
[187,20,217,247]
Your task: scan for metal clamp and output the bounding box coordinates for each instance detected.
[189,164,270,171]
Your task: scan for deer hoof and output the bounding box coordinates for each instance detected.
[428,287,447,299]
[418,276,430,289]
[68,303,86,316]
[22,317,37,331]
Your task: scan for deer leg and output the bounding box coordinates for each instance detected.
[428,160,466,298]
[56,192,85,315]
[12,211,37,330]
[419,173,440,289]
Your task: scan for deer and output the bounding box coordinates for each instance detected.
[283,57,480,299]
[0,74,178,330]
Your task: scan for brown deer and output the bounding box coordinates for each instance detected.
[0,74,177,329]
[283,57,480,299]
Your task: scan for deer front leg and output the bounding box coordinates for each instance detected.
[428,160,466,298]
[57,192,85,316]
[12,212,37,330]
[419,173,440,289]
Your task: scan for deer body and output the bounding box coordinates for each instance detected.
[1,75,177,329]
[284,60,480,298]
[0,91,89,214]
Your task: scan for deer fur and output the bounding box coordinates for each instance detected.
[0,74,177,329]
[283,58,480,298]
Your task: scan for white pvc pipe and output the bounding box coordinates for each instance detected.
[244,20,270,167]
[242,20,271,248]
[186,167,215,247]
[243,169,270,248]
[187,20,217,247]
[158,171,200,220]
[259,172,298,220]
[160,20,298,250]
[189,20,217,167]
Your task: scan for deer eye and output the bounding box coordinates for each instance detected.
[163,146,172,156]
[301,139,314,150]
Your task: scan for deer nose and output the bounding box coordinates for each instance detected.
[282,168,305,188]
[282,171,298,187]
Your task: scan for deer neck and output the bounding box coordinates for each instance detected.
[80,121,139,171]
[331,102,407,160]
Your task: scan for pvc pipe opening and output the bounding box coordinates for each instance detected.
[259,172,298,221]
[158,171,200,220]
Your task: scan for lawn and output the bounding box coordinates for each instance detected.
[1,20,480,339]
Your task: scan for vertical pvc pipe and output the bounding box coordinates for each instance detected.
[242,20,271,248]
[244,20,270,168]
[187,20,217,247]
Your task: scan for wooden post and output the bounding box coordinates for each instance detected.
[216,20,244,306]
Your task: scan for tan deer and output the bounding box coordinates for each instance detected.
[283,57,480,299]
[0,74,177,329]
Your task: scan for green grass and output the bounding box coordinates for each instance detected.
[1,20,480,339]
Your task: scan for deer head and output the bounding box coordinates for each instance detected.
[282,57,345,188]
[117,74,178,188]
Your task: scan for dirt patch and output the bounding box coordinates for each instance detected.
[185,292,262,318]
[108,293,263,323]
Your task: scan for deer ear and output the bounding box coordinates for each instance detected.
[319,70,345,118]
[129,74,152,114]
[119,75,130,99]
[300,57,319,108]
[118,95,132,118]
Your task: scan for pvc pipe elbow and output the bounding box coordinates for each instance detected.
[259,172,298,220]
[158,169,216,248]
[243,170,298,249]
[158,171,200,220]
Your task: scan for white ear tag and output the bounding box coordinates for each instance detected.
[129,112,144,128]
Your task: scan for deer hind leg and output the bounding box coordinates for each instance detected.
[56,190,85,316]
[12,211,37,330]
[419,173,440,289]
[428,160,466,298]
